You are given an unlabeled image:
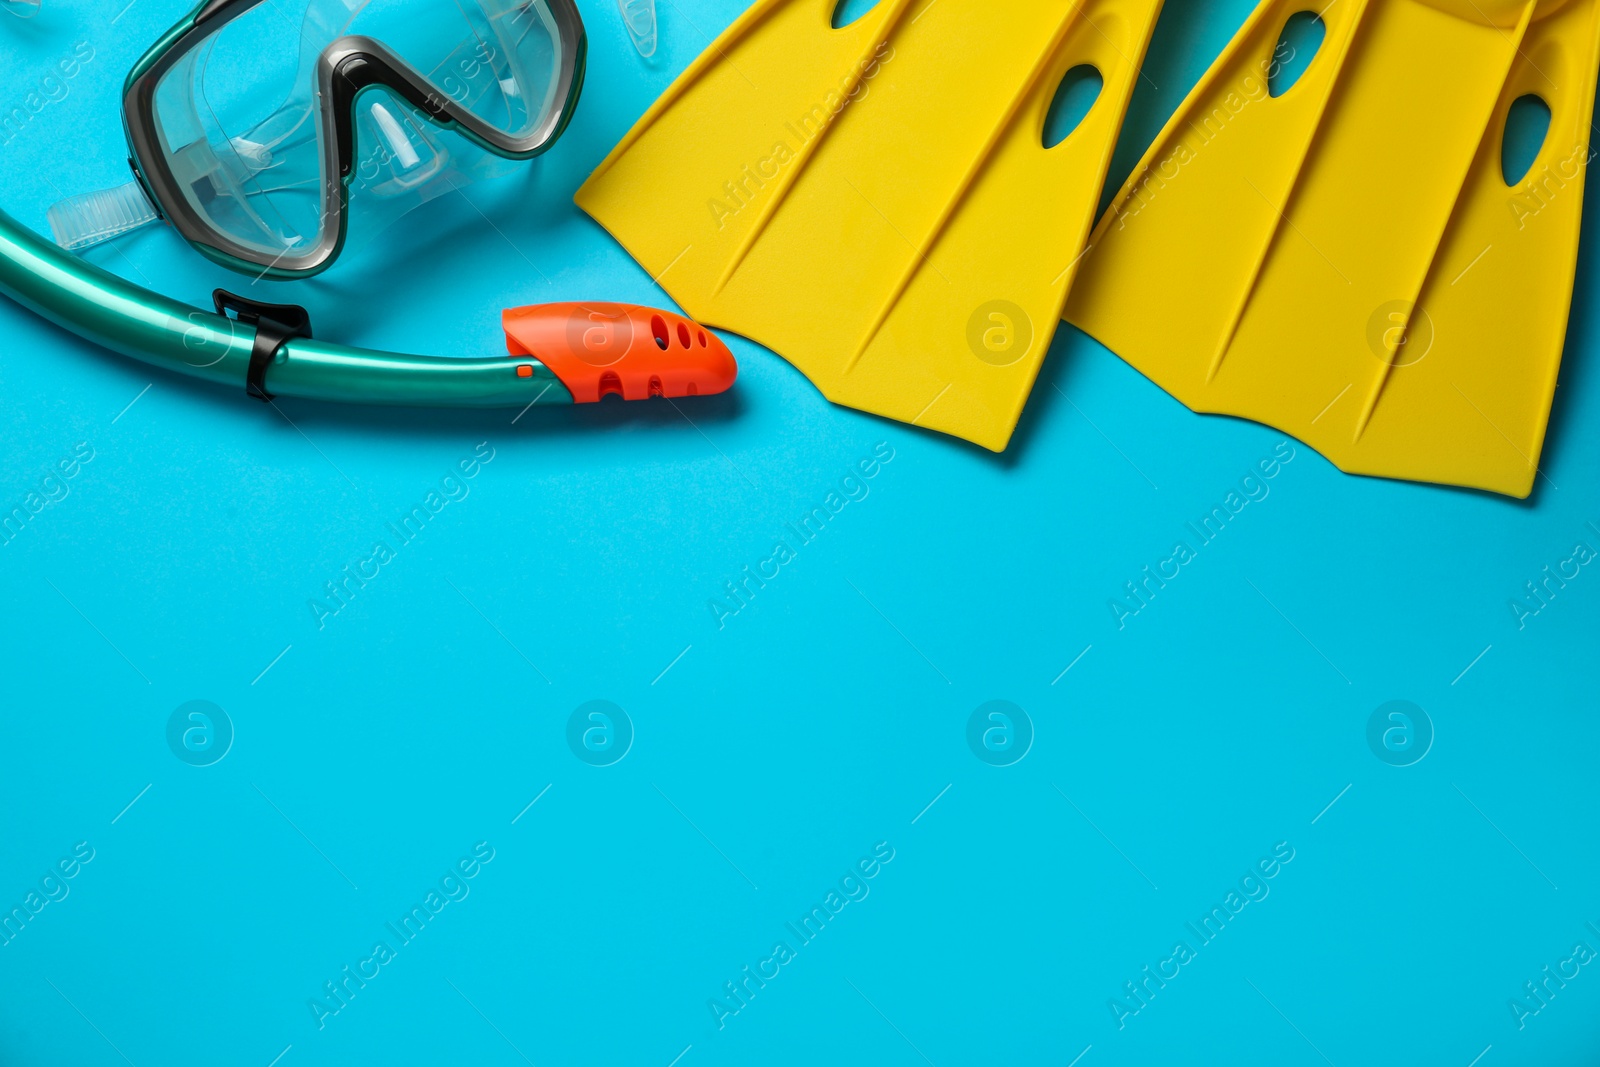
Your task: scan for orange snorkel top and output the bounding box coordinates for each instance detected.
[504,302,738,403]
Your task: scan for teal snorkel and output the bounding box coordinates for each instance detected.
[0,209,568,404]
[0,208,737,405]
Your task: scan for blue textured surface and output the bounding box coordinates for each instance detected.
[3,2,1599,1065]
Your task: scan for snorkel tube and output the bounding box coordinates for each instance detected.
[0,206,737,406]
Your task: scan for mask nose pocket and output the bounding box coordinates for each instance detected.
[356,96,448,196]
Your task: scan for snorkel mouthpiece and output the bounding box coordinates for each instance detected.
[503,302,737,402]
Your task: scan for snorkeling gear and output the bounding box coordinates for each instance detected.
[6,0,732,412]
[4,0,39,17]
[575,0,1165,452]
[1064,0,1600,498]
[49,0,585,278]
[0,205,736,406]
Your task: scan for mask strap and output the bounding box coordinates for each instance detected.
[47,179,162,252]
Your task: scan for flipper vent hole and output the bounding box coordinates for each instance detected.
[831,0,879,29]
[1269,12,1326,98]
[1044,64,1104,148]
[1502,94,1553,186]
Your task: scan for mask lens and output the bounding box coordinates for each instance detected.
[150,2,328,266]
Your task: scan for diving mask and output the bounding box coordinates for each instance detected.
[48,0,584,277]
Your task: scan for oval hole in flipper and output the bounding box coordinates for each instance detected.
[831,0,879,28]
[1043,64,1104,149]
[1502,94,1553,186]
[1269,12,1326,97]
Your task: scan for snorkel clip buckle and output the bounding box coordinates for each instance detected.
[213,289,313,402]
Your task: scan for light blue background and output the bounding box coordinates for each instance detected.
[2,2,1598,1065]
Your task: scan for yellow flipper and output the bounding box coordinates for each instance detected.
[1066,0,1600,497]
[577,0,1165,451]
